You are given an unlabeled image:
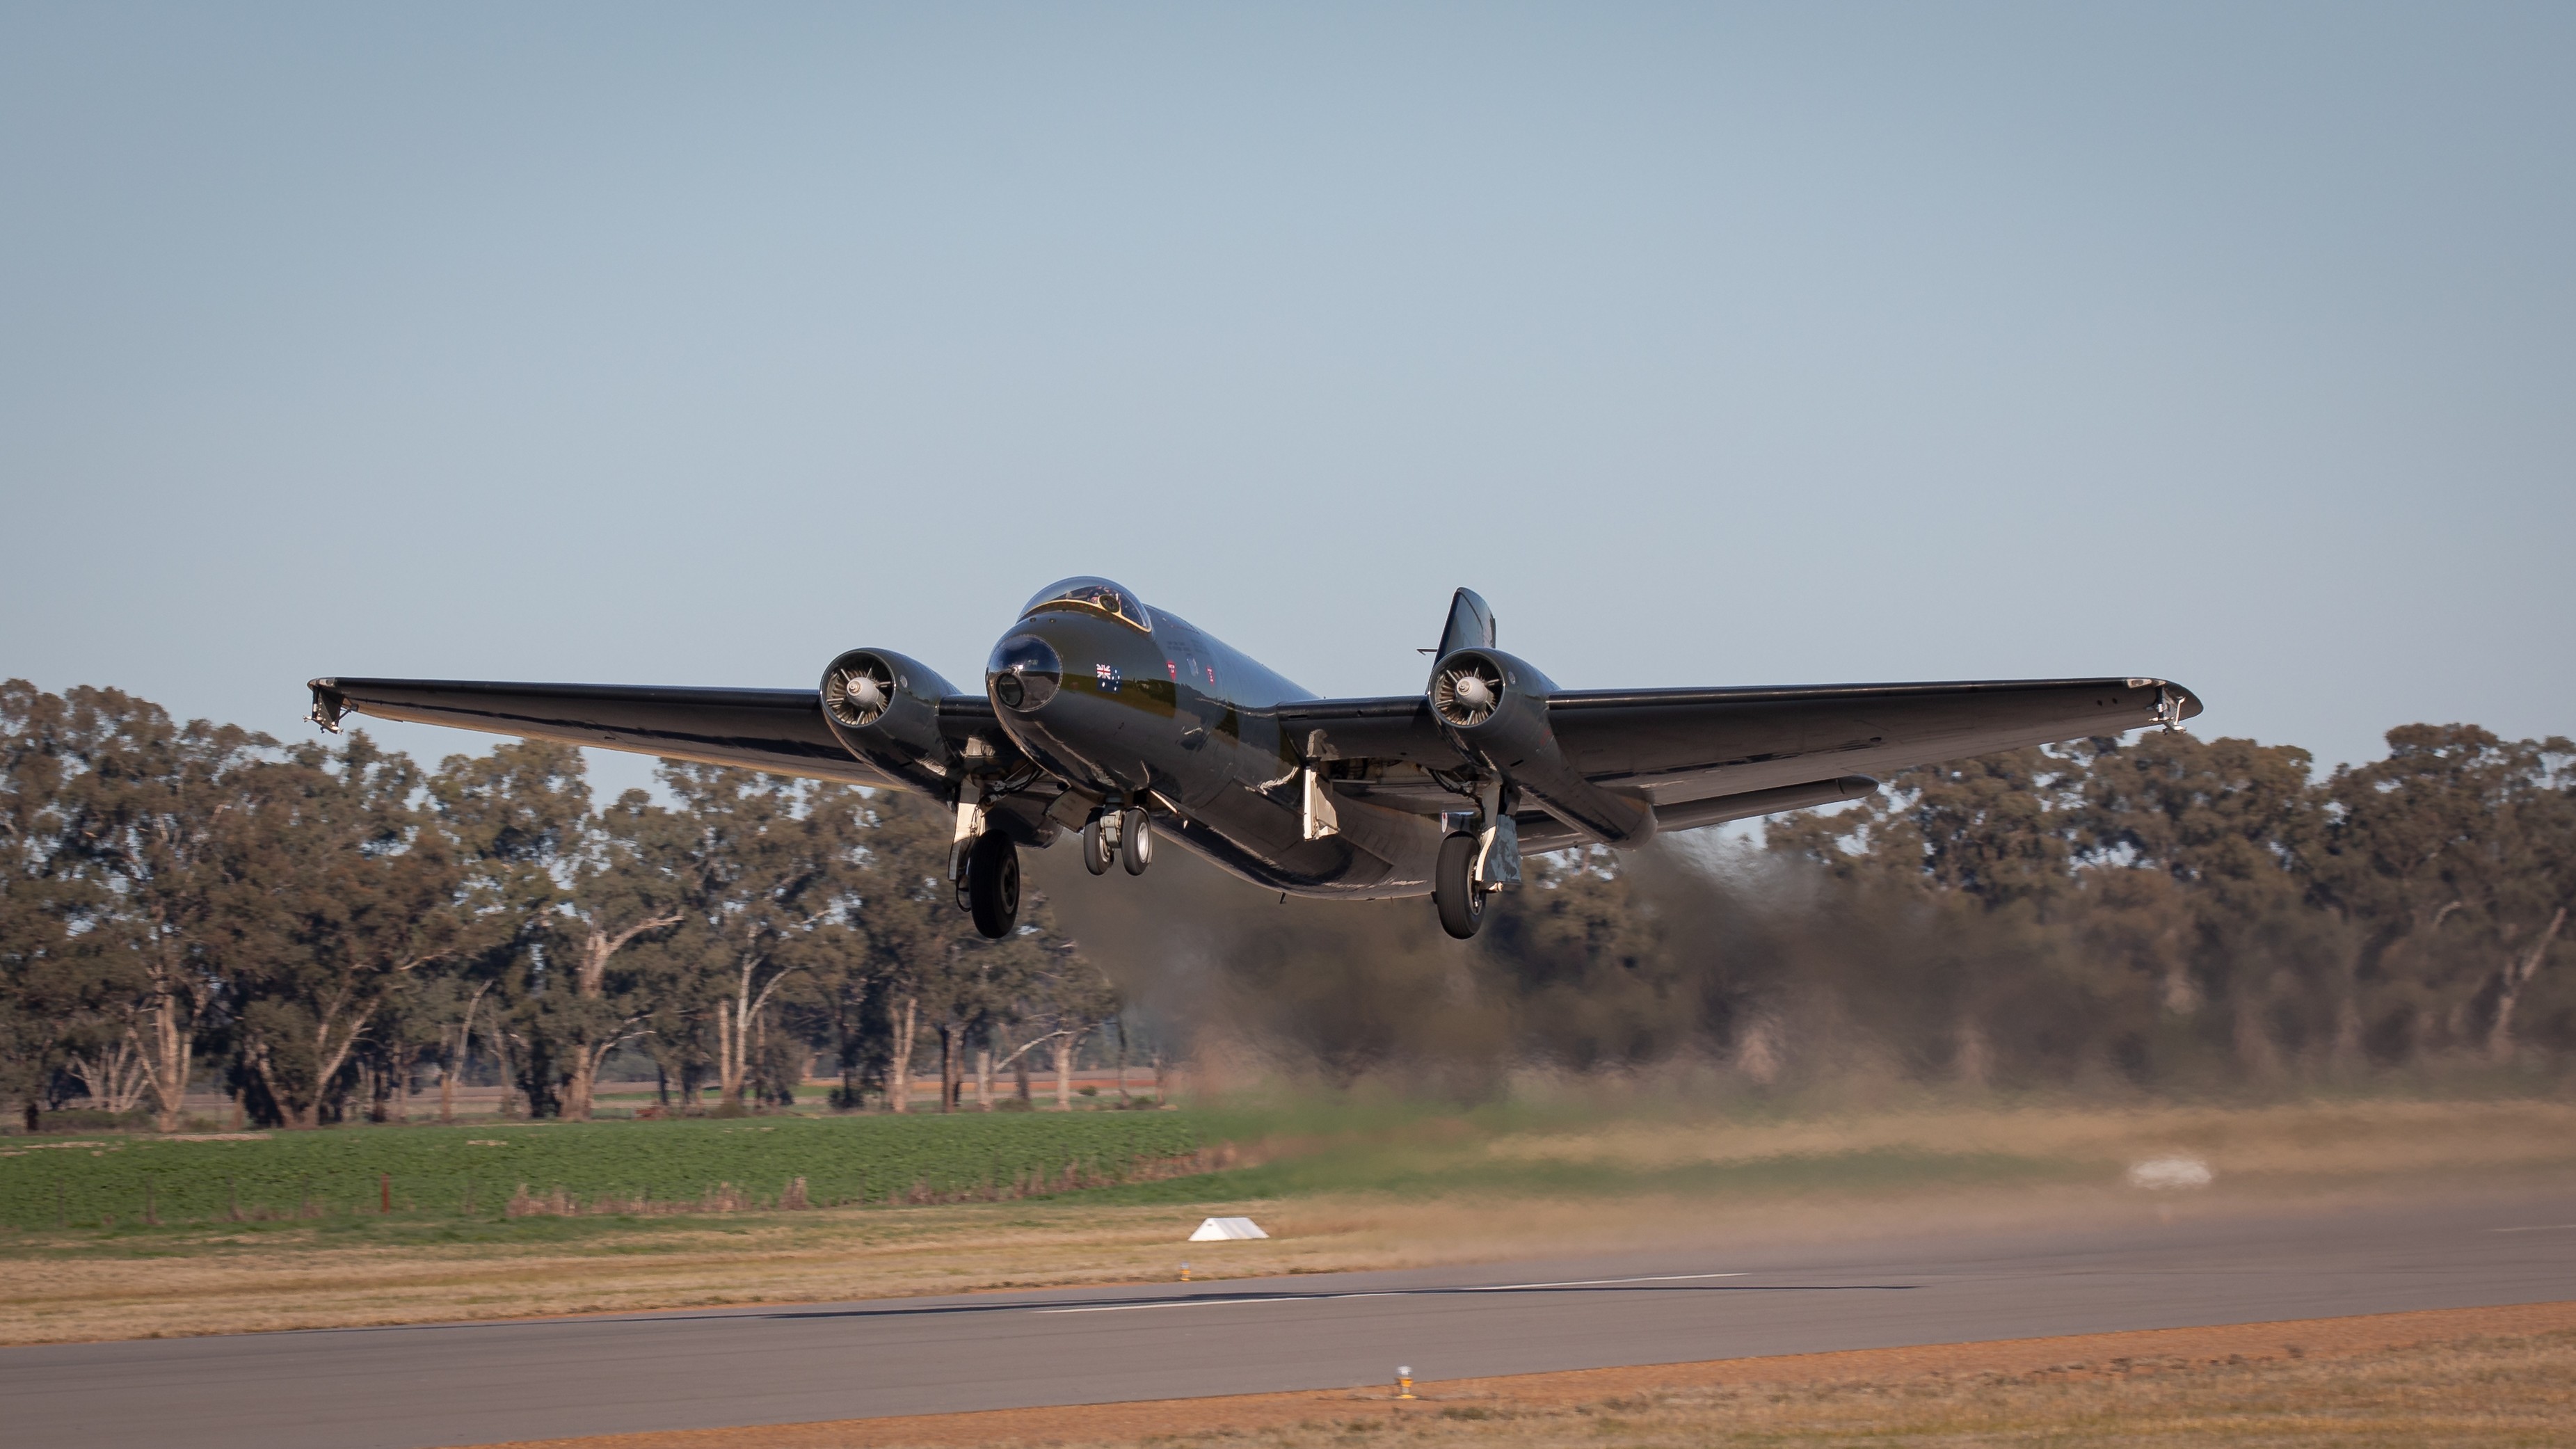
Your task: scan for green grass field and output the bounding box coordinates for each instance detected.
[0,1112,1202,1229]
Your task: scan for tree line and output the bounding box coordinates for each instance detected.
[8,678,2574,1124]
[0,682,1121,1132]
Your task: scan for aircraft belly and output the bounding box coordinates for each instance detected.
[1165,774,1438,900]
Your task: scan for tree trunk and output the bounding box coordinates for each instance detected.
[1053,1032,1075,1110]
[938,1024,960,1113]
[887,995,917,1114]
[141,984,193,1134]
[565,1045,599,1122]
[1013,1049,1032,1104]
[442,985,483,1126]
[716,998,741,1109]
[974,1045,993,1111]
[486,1018,518,1118]
[2489,906,2567,1063]
[566,916,678,1121]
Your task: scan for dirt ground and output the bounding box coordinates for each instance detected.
[465,1299,2576,1449]
[6,1097,2573,1346]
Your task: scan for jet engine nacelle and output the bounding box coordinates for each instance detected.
[819,648,963,792]
[1427,648,1656,847]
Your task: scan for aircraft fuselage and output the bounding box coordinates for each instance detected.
[985,598,1443,899]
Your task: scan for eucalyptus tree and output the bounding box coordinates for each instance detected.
[214,734,461,1127]
[1011,940,1121,1108]
[429,742,692,1119]
[2322,726,2576,1063]
[46,687,273,1131]
[2070,730,2337,1077]
[0,681,78,1128]
[651,763,872,1112]
[545,783,690,1118]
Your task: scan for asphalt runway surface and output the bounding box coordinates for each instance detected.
[8,1190,2576,1449]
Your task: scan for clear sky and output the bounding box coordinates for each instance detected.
[4,3,2570,798]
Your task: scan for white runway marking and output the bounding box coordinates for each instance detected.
[1035,1272,1745,1313]
[2488,1224,2576,1233]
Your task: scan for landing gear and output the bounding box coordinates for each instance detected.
[965,830,1020,938]
[1081,806,1154,877]
[1080,814,1115,876]
[1434,832,1487,940]
[1119,807,1153,876]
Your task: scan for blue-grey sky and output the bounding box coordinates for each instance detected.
[4,3,2570,798]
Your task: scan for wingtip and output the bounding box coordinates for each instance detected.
[305,679,350,733]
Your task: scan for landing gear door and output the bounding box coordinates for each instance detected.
[1301,767,1341,842]
[1475,812,1520,888]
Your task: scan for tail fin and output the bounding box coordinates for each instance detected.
[1434,587,1496,658]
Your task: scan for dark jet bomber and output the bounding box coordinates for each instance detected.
[308,581,2199,940]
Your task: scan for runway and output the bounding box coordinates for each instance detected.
[6,1190,2574,1449]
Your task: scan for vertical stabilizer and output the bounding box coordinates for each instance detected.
[1435,588,1496,659]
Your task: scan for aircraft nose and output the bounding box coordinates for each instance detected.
[986,634,1062,713]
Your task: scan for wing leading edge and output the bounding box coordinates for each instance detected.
[307,677,898,785]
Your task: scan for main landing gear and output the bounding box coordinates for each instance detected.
[1434,832,1488,940]
[963,830,1020,939]
[1081,807,1154,877]
[962,803,1153,940]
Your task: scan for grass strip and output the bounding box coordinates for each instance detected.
[0,1114,1202,1230]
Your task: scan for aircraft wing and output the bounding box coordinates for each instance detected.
[1542,675,2197,803]
[1280,675,2198,840]
[307,676,899,785]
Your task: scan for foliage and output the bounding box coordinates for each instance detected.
[0,1112,1203,1228]
[0,680,1114,1132]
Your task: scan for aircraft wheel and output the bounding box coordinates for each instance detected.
[1119,808,1154,876]
[966,831,1021,938]
[1080,815,1114,876]
[1434,832,1487,940]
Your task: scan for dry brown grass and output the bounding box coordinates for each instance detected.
[1256,1337,2576,1448]
[472,1302,2576,1449]
[8,1096,2573,1347]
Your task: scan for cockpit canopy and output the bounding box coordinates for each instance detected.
[1021,577,1153,632]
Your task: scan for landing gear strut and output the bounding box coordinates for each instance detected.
[965,830,1020,938]
[1434,832,1487,940]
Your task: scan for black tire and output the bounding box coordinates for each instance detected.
[1080,815,1113,876]
[966,831,1021,938]
[1434,832,1487,939]
[1119,807,1153,876]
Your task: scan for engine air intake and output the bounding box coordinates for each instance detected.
[1432,654,1507,728]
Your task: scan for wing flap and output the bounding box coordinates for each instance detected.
[1514,774,1882,853]
[1272,696,1456,765]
